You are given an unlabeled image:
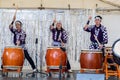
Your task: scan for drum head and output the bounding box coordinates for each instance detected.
[112,39,120,58]
[47,47,60,49]
[81,49,102,53]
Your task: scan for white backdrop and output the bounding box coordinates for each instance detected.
[102,14,120,47]
[0,9,94,70]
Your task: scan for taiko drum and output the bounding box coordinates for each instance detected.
[46,47,67,70]
[2,46,24,67]
[80,49,103,69]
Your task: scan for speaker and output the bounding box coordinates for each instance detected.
[76,73,105,80]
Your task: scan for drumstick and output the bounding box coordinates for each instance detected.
[94,35,101,46]
[58,33,64,47]
[53,10,57,26]
[60,39,65,47]
[16,40,20,46]
[54,10,56,21]
[14,5,18,15]
[13,5,18,20]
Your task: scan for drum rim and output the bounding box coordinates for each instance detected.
[81,49,102,52]
[106,46,112,48]
[4,46,22,49]
[47,47,60,49]
[106,46,112,49]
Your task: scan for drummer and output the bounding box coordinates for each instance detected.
[50,20,71,72]
[83,16,116,70]
[9,15,37,72]
[83,16,108,54]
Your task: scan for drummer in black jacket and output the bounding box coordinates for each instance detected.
[50,20,71,73]
[84,15,116,70]
[8,15,36,72]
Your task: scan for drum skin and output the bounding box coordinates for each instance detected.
[80,50,103,69]
[112,39,120,65]
[46,47,67,68]
[2,47,24,67]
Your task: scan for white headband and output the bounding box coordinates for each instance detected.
[15,21,21,25]
[95,17,101,20]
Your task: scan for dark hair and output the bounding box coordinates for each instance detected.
[15,20,22,27]
[56,27,64,31]
[56,22,64,31]
[95,15,102,20]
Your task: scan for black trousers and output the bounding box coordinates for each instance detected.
[66,59,71,70]
[24,50,36,70]
[60,47,71,70]
[101,47,105,57]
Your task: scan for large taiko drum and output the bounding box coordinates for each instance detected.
[2,46,24,69]
[112,39,120,65]
[80,49,103,69]
[45,47,67,72]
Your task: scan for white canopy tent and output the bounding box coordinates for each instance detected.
[0,0,119,9]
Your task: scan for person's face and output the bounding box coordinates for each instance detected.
[56,23,62,30]
[94,19,101,26]
[15,23,21,31]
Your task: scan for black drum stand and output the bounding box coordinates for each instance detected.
[26,38,48,77]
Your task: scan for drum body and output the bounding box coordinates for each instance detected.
[2,46,24,67]
[46,47,67,72]
[80,49,103,69]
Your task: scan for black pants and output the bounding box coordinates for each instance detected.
[24,50,36,70]
[66,59,71,70]
[60,47,71,70]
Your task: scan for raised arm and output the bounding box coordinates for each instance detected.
[9,11,17,33]
[50,19,56,31]
[9,6,18,33]
[83,16,92,31]
[9,15,16,27]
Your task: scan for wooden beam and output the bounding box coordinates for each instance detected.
[99,0,120,8]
